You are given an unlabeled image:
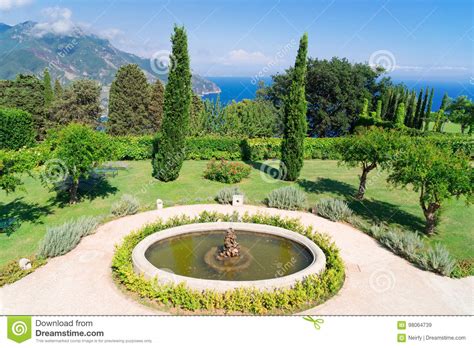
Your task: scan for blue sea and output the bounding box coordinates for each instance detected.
[203,76,474,111]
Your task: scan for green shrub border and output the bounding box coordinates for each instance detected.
[0,256,47,287]
[112,211,345,314]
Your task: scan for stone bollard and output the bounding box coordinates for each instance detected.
[156,199,163,210]
[232,194,244,207]
[18,258,32,270]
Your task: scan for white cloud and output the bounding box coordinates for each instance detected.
[31,7,80,37]
[219,49,271,66]
[99,28,124,41]
[0,0,33,11]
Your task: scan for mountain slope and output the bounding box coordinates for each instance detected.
[0,21,220,95]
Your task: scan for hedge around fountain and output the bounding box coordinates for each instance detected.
[112,211,345,314]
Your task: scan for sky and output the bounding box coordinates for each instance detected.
[0,0,472,81]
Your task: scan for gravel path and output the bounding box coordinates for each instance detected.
[1,204,472,315]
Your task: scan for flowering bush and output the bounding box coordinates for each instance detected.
[204,159,251,183]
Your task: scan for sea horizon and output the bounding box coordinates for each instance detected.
[203,76,474,110]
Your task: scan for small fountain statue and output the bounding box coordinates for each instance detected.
[217,228,240,259]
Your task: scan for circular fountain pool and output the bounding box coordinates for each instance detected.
[132,222,326,292]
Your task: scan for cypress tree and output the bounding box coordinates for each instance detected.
[108,64,151,135]
[395,102,406,127]
[407,91,417,127]
[423,87,434,131]
[375,99,382,120]
[54,79,63,99]
[43,68,53,108]
[148,79,165,132]
[152,25,192,182]
[440,92,450,110]
[417,87,429,129]
[281,33,308,181]
[189,94,205,136]
[414,88,424,129]
[360,98,369,117]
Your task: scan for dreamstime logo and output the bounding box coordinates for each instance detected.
[41,158,69,185]
[369,269,396,293]
[7,316,32,343]
[369,50,396,73]
[259,160,287,183]
[150,50,171,75]
[11,321,28,336]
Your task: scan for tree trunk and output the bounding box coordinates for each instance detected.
[355,163,376,200]
[69,179,79,204]
[422,202,440,235]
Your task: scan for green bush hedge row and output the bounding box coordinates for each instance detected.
[108,134,473,161]
[0,108,36,150]
[242,138,344,161]
[112,211,345,314]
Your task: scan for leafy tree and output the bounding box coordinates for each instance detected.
[54,79,63,99]
[281,33,308,181]
[49,124,109,203]
[108,64,152,135]
[447,96,473,134]
[43,68,54,108]
[262,57,388,136]
[49,80,102,129]
[220,99,282,137]
[394,102,406,127]
[152,26,192,182]
[388,140,473,235]
[0,148,39,193]
[0,75,46,138]
[413,88,424,129]
[337,128,396,199]
[0,108,36,150]
[148,79,165,132]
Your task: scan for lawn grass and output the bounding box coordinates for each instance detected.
[1,160,472,266]
[426,121,465,134]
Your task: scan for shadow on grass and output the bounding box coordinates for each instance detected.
[297,178,356,197]
[49,175,118,207]
[245,160,286,180]
[297,177,425,231]
[0,198,53,236]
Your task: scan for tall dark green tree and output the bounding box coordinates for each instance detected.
[423,87,434,131]
[54,79,63,99]
[280,33,308,181]
[375,99,382,120]
[0,74,46,138]
[50,80,102,128]
[43,68,54,108]
[406,91,417,127]
[440,92,450,110]
[417,87,429,129]
[148,79,165,132]
[152,26,192,182]
[395,102,406,127]
[413,88,424,129]
[107,64,151,135]
[189,94,206,136]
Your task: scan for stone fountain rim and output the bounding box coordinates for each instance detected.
[132,222,326,292]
